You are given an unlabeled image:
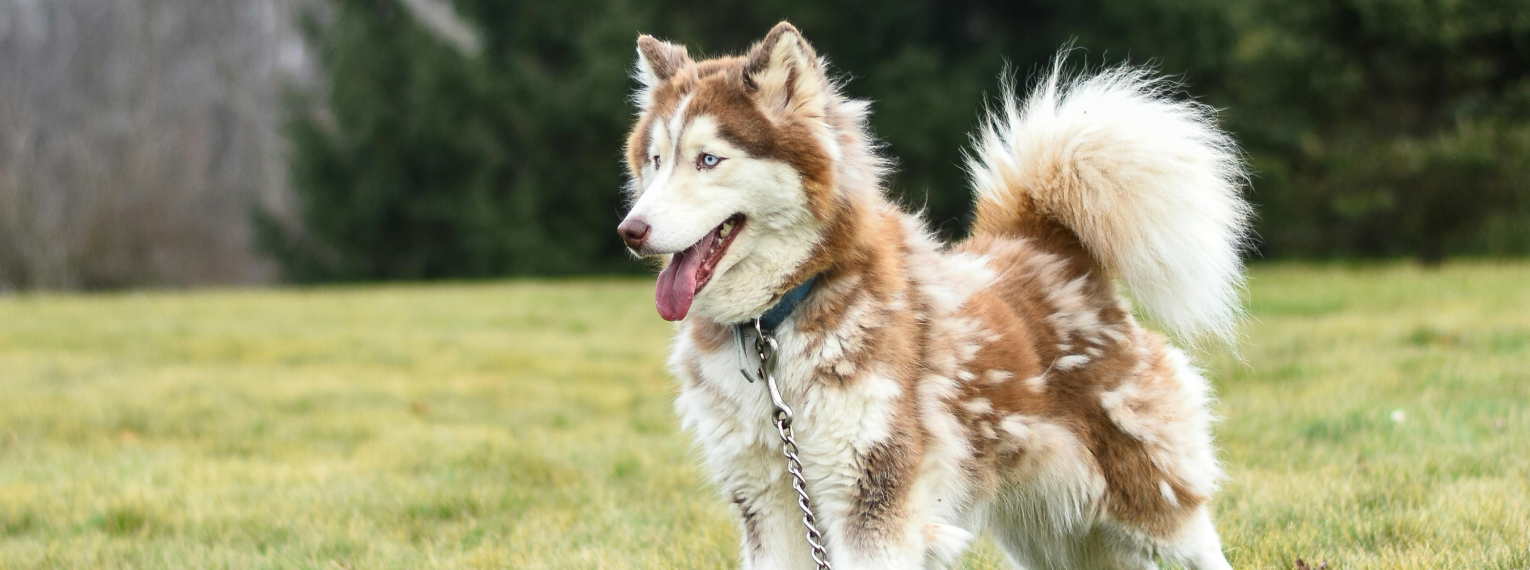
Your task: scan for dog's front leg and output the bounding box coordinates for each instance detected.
[738,494,969,570]
[816,502,959,570]
[732,481,818,569]
[809,441,975,569]
[737,483,933,570]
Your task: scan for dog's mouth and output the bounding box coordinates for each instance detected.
[656,214,745,321]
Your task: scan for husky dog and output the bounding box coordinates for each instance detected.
[617,21,1249,570]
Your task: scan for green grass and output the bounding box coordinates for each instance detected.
[0,263,1526,569]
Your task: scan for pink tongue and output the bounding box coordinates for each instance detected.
[655,233,715,321]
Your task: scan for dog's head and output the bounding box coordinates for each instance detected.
[618,22,874,323]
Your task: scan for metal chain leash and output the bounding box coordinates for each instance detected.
[744,318,833,570]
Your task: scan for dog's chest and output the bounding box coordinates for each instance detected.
[669,321,909,472]
[673,333,778,440]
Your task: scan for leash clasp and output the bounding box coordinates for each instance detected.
[734,319,791,420]
[752,318,792,422]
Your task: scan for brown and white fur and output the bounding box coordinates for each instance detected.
[618,22,1251,570]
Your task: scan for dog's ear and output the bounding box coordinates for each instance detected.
[744,22,828,119]
[634,35,691,107]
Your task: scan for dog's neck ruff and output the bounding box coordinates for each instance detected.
[753,274,819,333]
[732,274,819,385]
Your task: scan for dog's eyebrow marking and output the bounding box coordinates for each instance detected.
[668,92,696,166]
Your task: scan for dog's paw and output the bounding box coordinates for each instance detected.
[923,522,974,566]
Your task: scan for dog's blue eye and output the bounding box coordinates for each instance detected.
[698,153,723,169]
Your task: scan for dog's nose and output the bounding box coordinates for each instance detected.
[618,218,650,250]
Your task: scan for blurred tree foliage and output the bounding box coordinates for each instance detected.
[263,0,1530,280]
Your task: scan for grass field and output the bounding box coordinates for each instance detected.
[0,263,1526,569]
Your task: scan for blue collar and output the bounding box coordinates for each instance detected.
[756,275,819,333]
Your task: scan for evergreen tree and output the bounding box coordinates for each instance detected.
[265,0,1530,281]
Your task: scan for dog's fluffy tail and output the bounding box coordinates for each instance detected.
[966,60,1252,341]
